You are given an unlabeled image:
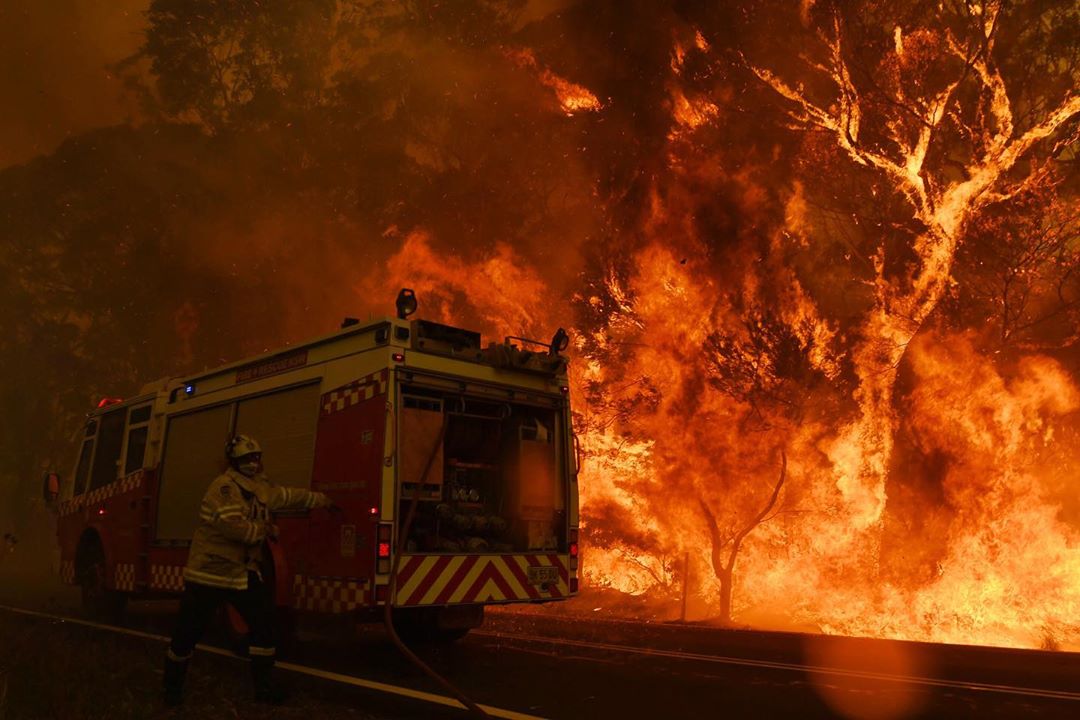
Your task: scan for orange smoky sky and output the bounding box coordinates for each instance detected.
[0,0,575,171]
[0,0,146,169]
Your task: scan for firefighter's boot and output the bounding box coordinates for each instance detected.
[163,655,189,707]
[251,655,288,705]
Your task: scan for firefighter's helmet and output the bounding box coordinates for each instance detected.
[226,434,262,461]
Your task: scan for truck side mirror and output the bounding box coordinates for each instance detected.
[42,471,61,504]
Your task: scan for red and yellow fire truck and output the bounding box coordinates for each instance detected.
[48,292,579,638]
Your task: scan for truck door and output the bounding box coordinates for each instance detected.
[306,373,388,601]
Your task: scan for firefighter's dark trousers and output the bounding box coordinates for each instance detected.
[164,572,278,702]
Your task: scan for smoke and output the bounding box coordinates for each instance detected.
[1,0,1078,647]
[0,0,146,169]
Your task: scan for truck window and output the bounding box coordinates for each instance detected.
[88,409,125,491]
[156,404,233,540]
[129,405,151,424]
[234,383,321,489]
[73,439,94,497]
[124,404,152,475]
[124,427,148,475]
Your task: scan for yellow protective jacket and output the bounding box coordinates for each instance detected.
[184,468,329,590]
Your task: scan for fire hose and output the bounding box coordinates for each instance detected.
[382,412,491,719]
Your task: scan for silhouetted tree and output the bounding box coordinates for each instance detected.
[699,452,786,625]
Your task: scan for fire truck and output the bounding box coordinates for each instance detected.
[47,291,579,639]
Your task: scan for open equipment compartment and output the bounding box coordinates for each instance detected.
[397,383,567,554]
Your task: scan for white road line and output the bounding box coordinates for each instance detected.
[0,604,545,720]
[473,630,1080,703]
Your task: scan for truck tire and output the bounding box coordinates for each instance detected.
[392,606,481,643]
[77,543,126,622]
[429,626,471,642]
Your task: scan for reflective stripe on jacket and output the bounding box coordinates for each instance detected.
[184,468,328,590]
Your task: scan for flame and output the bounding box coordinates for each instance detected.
[352,3,1080,651]
[548,77,602,116]
[669,29,719,136]
[670,89,718,132]
[373,210,1080,649]
[361,230,550,338]
[5,0,1079,659]
[505,48,602,116]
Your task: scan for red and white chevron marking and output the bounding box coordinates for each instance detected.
[394,554,569,606]
[57,470,145,518]
[150,565,185,591]
[114,563,136,592]
[60,559,76,585]
[321,370,388,416]
[293,576,370,612]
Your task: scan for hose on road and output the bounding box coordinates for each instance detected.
[382,412,490,719]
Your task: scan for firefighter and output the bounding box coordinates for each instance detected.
[163,434,333,706]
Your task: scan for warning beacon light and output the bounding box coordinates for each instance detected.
[395,288,418,319]
[549,327,570,355]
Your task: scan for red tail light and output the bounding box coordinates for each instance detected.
[569,527,579,571]
[392,352,405,363]
[377,522,393,569]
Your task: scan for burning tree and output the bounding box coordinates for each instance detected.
[743,0,1080,529]
[4,0,1080,646]
[697,452,786,625]
[570,0,1080,634]
[952,193,1080,352]
[697,306,838,624]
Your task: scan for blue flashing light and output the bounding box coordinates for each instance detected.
[184,383,196,396]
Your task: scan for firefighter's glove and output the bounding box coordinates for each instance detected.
[313,492,334,510]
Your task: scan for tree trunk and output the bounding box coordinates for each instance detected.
[699,453,785,626]
[717,568,733,626]
[840,229,957,531]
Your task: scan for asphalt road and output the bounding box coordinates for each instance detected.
[2,574,1077,719]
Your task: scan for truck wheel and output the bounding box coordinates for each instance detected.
[391,607,438,642]
[78,544,126,622]
[429,627,471,642]
[392,606,480,643]
[432,604,483,642]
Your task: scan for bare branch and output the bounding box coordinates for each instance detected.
[748,61,915,202]
[725,450,787,573]
[697,495,726,581]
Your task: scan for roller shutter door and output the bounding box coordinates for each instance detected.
[234,383,321,490]
[156,404,233,540]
